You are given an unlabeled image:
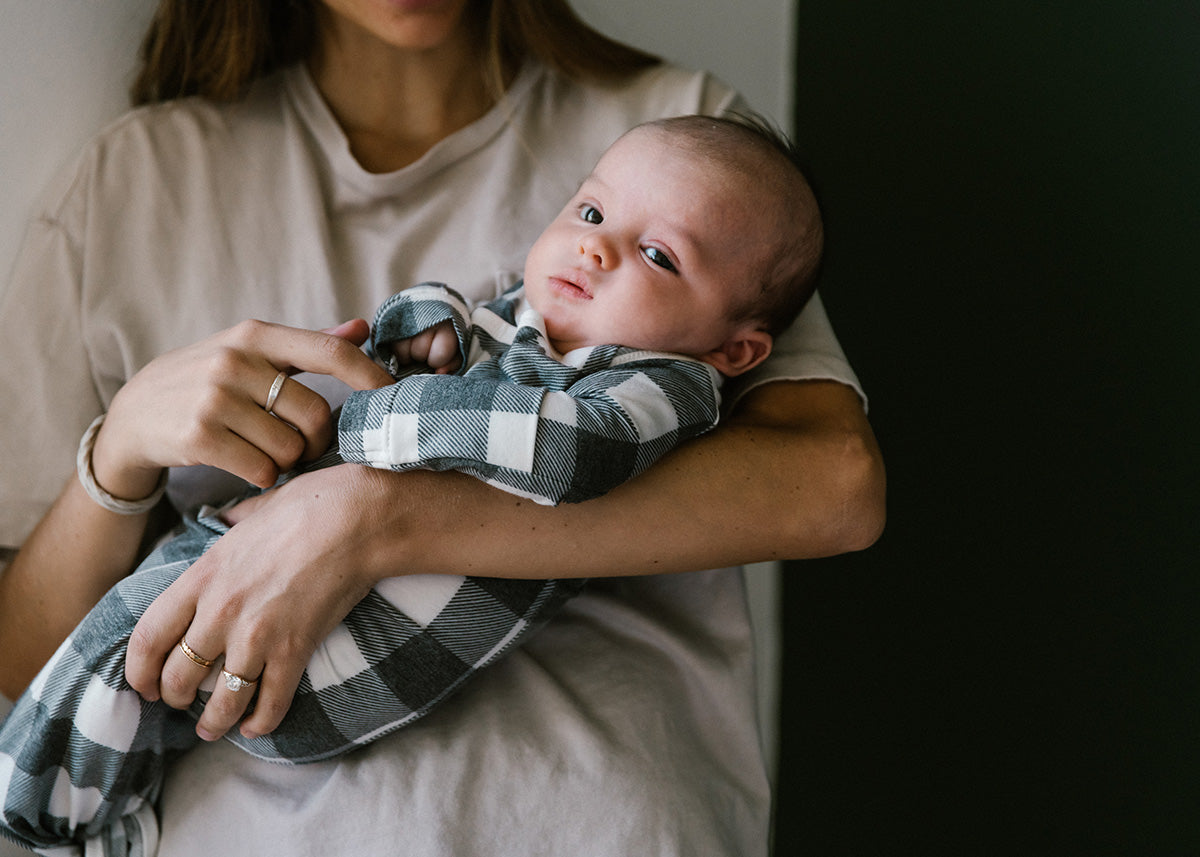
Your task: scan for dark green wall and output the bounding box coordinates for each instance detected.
[776,2,1198,853]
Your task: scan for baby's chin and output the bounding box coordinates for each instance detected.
[546,335,591,356]
[542,323,611,356]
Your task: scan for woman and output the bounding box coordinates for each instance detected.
[0,0,884,853]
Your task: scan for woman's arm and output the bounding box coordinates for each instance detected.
[0,477,155,702]
[0,320,393,700]
[353,378,886,574]
[126,377,884,740]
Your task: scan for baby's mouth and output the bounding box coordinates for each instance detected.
[548,272,593,300]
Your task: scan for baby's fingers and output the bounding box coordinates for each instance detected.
[406,328,439,365]
[427,325,462,373]
[389,337,415,367]
[390,324,459,372]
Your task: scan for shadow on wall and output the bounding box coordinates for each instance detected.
[775,1,1199,854]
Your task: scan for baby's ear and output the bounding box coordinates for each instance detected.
[698,327,773,377]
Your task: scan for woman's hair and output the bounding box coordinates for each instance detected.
[130,0,659,105]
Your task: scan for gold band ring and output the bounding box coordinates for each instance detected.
[264,371,288,414]
[178,638,216,669]
[221,669,259,693]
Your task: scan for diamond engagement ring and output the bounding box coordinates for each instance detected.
[221,669,258,693]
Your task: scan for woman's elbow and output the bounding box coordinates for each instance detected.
[836,429,887,552]
[786,427,887,558]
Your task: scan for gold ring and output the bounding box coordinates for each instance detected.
[221,669,259,693]
[264,370,288,413]
[178,638,216,669]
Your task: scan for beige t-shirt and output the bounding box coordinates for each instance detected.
[0,61,863,855]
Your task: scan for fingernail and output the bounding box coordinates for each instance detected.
[196,727,217,742]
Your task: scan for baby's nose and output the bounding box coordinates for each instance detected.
[578,234,615,269]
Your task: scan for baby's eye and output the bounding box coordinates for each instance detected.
[579,205,603,224]
[643,246,678,273]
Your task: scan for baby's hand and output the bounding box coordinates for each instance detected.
[389,321,462,375]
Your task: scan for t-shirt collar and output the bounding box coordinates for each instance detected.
[284,60,543,195]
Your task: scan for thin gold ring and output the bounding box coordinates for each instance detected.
[220,669,259,693]
[178,637,216,669]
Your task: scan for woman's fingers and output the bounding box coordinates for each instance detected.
[227,319,392,393]
[126,556,285,740]
[125,578,196,702]
[181,408,298,490]
[115,319,392,737]
[150,629,268,741]
[127,473,377,741]
[229,375,332,470]
[236,657,307,740]
[158,633,220,710]
[97,318,392,491]
[128,568,267,739]
[319,318,371,345]
[204,319,391,476]
[193,660,264,741]
[207,320,393,473]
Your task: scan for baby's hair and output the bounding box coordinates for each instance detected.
[639,113,825,337]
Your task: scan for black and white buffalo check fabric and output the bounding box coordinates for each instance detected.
[0,513,583,855]
[0,282,721,855]
[340,282,723,505]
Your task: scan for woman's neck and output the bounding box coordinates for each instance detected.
[309,19,494,173]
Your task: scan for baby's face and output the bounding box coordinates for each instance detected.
[523,127,773,362]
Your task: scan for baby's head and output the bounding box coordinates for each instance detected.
[523,113,824,376]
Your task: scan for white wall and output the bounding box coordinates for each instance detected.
[0,0,793,795]
[572,0,795,122]
[0,0,158,292]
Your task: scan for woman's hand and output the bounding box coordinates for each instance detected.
[122,379,884,742]
[124,464,388,741]
[106,319,392,737]
[92,319,394,502]
[0,320,395,699]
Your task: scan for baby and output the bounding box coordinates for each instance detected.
[337,112,822,501]
[0,114,824,855]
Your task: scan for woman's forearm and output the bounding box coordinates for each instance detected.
[0,477,154,699]
[119,378,883,740]
[348,379,886,582]
[0,320,393,700]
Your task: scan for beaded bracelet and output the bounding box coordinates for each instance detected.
[76,414,168,515]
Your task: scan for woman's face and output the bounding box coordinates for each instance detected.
[317,0,476,52]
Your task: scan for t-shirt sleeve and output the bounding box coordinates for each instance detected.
[702,86,868,413]
[723,292,868,413]
[0,201,105,548]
